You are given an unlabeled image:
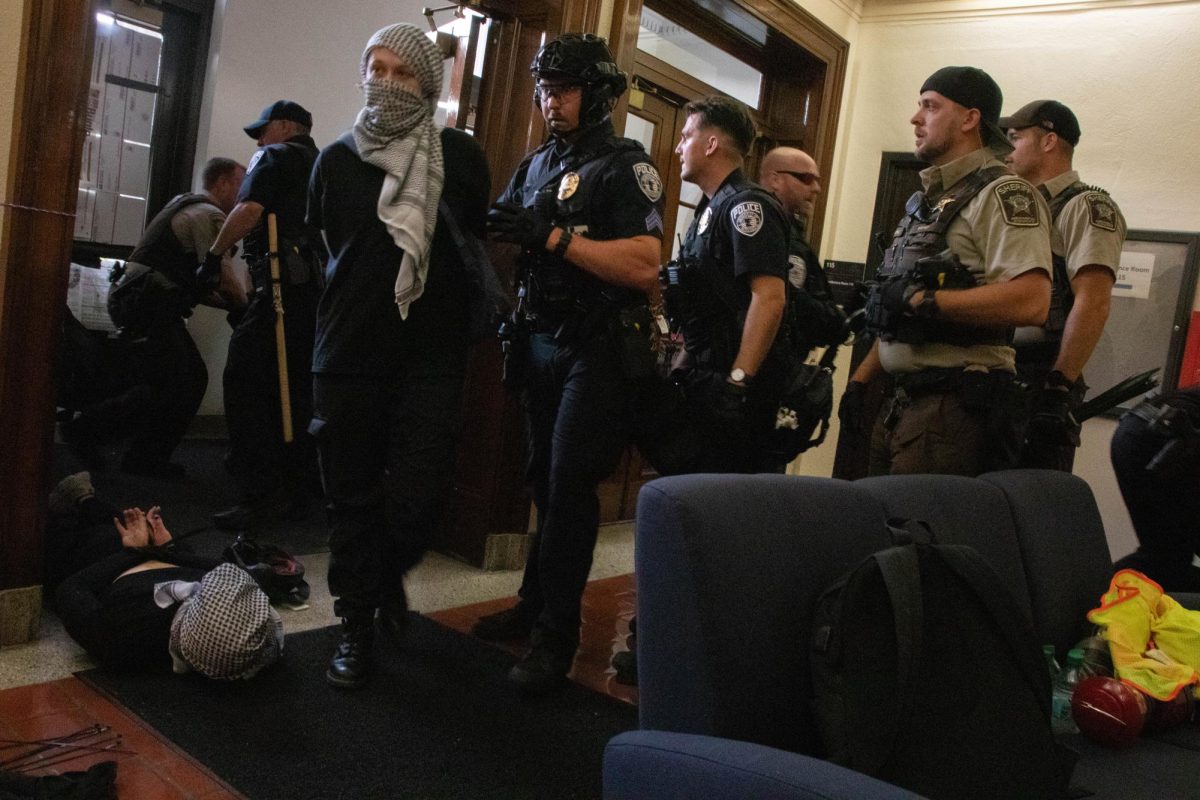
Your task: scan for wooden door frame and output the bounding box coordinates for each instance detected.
[606,0,848,252]
[0,0,96,643]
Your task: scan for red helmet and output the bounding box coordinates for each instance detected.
[1071,677,1147,748]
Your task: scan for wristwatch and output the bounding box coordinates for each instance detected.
[729,368,748,384]
[552,228,573,258]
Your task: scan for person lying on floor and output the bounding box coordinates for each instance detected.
[55,504,283,679]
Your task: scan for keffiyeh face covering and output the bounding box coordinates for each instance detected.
[352,23,445,319]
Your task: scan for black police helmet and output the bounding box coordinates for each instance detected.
[530,34,627,127]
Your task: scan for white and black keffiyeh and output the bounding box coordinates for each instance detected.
[353,23,445,319]
[160,563,283,681]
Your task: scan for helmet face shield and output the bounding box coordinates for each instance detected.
[530,34,628,127]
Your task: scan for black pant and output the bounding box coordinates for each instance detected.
[518,332,633,648]
[75,320,207,462]
[1110,411,1200,593]
[223,285,318,500]
[312,344,468,618]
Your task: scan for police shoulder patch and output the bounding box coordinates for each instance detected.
[730,201,764,237]
[246,149,264,174]
[1084,193,1118,232]
[787,254,807,288]
[993,180,1040,227]
[633,162,663,202]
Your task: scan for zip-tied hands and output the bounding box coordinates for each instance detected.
[487,202,555,252]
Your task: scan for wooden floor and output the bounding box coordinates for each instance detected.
[0,574,637,798]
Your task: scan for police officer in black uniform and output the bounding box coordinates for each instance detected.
[205,101,323,529]
[1111,386,1200,593]
[471,34,664,694]
[758,146,846,361]
[659,95,790,473]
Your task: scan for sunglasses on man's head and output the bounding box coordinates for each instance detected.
[776,170,820,186]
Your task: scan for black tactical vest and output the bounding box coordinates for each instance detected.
[127,192,213,290]
[513,132,643,320]
[1041,181,1109,336]
[873,165,1010,347]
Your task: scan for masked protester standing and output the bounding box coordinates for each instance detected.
[841,67,1052,476]
[1000,100,1127,471]
[207,101,323,531]
[470,34,663,695]
[307,24,490,689]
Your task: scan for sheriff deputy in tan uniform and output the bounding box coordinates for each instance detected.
[840,66,1052,476]
[1000,100,1127,471]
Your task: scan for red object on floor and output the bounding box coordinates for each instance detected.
[1176,310,1200,389]
[1072,676,1148,748]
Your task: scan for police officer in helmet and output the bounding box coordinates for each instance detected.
[473,33,664,694]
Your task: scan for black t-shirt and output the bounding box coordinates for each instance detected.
[679,168,789,353]
[238,134,319,260]
[307,126,491,375]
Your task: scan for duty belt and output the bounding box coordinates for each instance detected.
[892,367,1013,397]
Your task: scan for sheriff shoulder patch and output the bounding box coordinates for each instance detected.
[246,149,264,174]
[633,163,663,202]
[1085,193,1118,232]
[993,180,1040,227]
[731,201,764,237]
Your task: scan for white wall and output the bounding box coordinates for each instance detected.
[189,0,434,415]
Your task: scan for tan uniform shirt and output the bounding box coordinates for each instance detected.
[169,198,226,266]
[880,148,1052,374]
[1013,170,1125,345]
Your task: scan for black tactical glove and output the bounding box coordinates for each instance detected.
[196,250,222,293]
[879,275,921,318]
[838,379,868,436]
[1026,373,1082,450]
[695,369,748,424]
[487,202,555,251]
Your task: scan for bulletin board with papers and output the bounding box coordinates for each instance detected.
[1084,230,1200,413]
[74,13,163,247]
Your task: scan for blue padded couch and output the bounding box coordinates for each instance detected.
[603,470,1200,800]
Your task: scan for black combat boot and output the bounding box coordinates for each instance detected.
[508,629,576,695]
[326,614,374,689]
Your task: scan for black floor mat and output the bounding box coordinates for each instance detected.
[79,614,637,800]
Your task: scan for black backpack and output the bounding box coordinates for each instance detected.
[810,530,1076,800]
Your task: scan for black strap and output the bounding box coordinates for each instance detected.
[922,165,1010,236]
[867,545,924,775]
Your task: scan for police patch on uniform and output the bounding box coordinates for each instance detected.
[787,254,807,288]
[993,180,1040,227]
[633,163,662,202]
[1085,193,1118,231]
[246,149,264,174]
[697,206,713,234]
[558,172,580,201]
[731,201,764,237]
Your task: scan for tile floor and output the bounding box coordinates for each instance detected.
[0,524,637,798]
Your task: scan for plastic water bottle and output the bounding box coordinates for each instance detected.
[1043,644,1061,684]
[1052,648,1085,735]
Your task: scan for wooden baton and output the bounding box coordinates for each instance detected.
[267,213,294,443]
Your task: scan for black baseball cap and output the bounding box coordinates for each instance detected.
[999,100,1081,146]
[920,66,1008,149]
[243,100,313,138]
